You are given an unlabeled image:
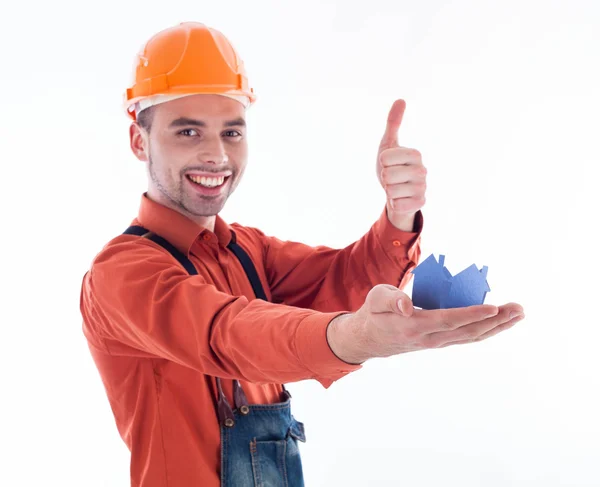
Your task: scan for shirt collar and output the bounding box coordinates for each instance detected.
[134,193,234,255]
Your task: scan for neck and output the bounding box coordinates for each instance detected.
[190,214,216,233]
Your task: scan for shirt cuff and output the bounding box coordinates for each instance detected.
[373,207,423,255]
[294,311,362,388]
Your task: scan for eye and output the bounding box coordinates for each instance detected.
[179,129,199,137]
[224,130,242,138]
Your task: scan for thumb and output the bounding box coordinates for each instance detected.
[379,99,406,149]
[367,284,414,317]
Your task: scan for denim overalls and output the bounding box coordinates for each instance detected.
[124,225,307,486]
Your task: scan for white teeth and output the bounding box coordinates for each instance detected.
[189,175,226,187]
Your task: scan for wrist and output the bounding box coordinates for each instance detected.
[386,205,416,232]
[326,313,369,365]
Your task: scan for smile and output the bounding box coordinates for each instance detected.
[186,174,230,188]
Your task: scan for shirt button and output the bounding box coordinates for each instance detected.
[392,240,402,246]
[203,234,211,241]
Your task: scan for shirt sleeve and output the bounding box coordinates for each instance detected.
[80,238,361,389]
[259,207,423,312]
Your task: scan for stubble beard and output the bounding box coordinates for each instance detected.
[148,154,234,217]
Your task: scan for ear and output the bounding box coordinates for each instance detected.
[130,122,149,162]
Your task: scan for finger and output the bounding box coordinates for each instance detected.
[380,148,423,168]
[367,284,414,316]
[381,164,427,185]
[410,305,500,334]
[473,314,524,341]
[397,293,414,317]
[386,182,427,200]
[422,306,524,347]
[379,99,406,149]
[502,303,525,317]
[388,196,426,213]
[436,314,524,348]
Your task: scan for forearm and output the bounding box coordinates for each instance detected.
[207,299,359,385]
[311,208,422,311]
[264,208,423,312]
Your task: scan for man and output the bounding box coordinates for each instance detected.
[80,22,524,487]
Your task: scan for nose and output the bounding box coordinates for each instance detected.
[199,136,229,166]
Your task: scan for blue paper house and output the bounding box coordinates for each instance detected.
[411,254,490,309]
[411,254,452,309]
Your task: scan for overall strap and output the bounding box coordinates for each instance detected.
[122,224,277,427]
[226,241,267,301]
[123,225,267,300]
[123,225,198,276]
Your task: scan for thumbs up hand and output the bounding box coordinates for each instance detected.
[377,99,427,232]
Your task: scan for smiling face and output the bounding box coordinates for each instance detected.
[129,94,248,230]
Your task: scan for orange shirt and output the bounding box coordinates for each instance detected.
[80,194,422,486]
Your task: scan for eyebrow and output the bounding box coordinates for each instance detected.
[168,117,246,129]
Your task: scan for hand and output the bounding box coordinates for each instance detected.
[377,99,427,232]
[327,284,525,364]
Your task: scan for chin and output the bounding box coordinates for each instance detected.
[189,200,227,216]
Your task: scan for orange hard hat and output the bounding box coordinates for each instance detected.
[124,22,257,120]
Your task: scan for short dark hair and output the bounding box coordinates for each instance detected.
[137,106,156,133]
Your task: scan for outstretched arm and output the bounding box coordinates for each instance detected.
[81,238,361,389]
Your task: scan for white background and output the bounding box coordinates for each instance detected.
[1,0,599,486]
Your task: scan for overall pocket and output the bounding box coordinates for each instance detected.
[250,419,306,487]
